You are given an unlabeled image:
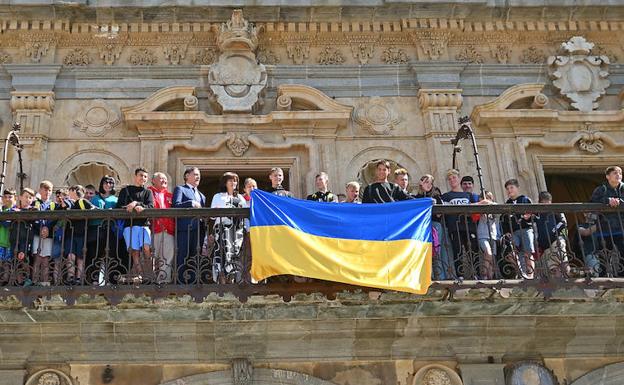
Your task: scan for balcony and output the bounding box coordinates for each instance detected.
[1,202,623,307]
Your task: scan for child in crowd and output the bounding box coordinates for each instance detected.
[0,189,16,283]
[501,179,535,279]
[65,185,95,284]
[535,191,569,278]
[50,188,70,284]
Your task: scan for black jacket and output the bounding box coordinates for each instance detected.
[591,182,624,234]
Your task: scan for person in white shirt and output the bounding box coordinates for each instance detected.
[210,172,247,283]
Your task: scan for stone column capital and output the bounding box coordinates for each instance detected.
[10,91,55,114]
[417,88,463,110]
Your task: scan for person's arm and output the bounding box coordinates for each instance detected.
[173,186,194,208]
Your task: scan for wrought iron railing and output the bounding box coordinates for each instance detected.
[0,202,623,306]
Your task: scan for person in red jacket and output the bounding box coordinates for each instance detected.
[149,172,175,283]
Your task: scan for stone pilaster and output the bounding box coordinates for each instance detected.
[417,88,463,183]
[5,65,60,187]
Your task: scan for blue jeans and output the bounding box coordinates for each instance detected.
[513,228,535,274]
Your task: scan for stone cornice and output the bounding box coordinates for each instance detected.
[0,17,621,67]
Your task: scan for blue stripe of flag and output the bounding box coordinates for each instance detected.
[250,189,432,242]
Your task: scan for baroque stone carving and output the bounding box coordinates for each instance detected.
[184,95,199,111]
[96,35,126,66]
[163,44,188,65]
[318,46,344,65]
[63,48,92,66]
[257,47,280,65]
[456,45,484,63]
[192,48,216,65]
[232,358,253,385]
[413,365,462,385]
[415,32,450,61]
[351,43,375,65]
[286,44,310,64]
[353,97,400,135]
[37,373,61,385]
[521,46,546,64]
[577,128,604,154]
[594,45,618,63]
[422,369,452,385]
[73,100,121,137]
[548,36,610,112]
[226,133,250,156]
[0,50,11,64]
[491,44,512,64]
[130,48,157,66]
[25,369,74,385]
[25,41,50,63]
[208,9,267,113]
[381,46,409,64]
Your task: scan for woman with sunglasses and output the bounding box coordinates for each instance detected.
[90,176,120,284]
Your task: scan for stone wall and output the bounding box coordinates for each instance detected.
[2,288,624,385]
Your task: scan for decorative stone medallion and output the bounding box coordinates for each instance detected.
[548,36,610,112]
[25,369,74,385]
[422,369,452,385]
[73,99,121,137]
[412,364,462,385]
[353,97,400,135]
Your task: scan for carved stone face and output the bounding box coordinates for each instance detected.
[37,373,61,385]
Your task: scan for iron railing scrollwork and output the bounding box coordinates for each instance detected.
[0,203,623,306]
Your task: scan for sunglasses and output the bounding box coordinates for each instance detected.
[104,180,115,184]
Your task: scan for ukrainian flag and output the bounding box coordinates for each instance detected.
[250,189,433,294]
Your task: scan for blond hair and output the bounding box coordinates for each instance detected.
[446,169,460,178]
[394,168,408,177]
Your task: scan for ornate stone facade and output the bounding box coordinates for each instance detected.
[1,2,624,385]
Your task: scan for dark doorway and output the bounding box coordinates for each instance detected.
[544,173,603,203]
[198,169,290,203]
[545,172,604,262]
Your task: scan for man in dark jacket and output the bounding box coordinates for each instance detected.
[590,165,624,276]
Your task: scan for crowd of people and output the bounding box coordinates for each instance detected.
[0,160,623,286]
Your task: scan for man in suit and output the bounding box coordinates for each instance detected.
[173,167,206,283]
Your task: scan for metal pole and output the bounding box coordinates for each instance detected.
[466,124,486,198]
[0,122,22,197]
[16,146,24,192]
[452,117,486,196]
[0,132,9,196]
